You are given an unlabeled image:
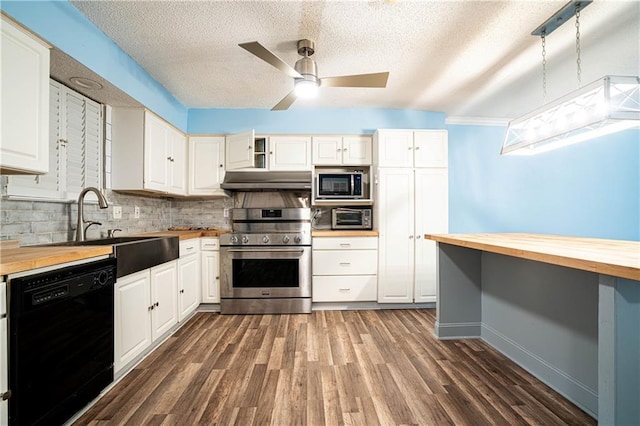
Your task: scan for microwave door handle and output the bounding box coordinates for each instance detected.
[336,208,364,213]
[351,174,355,196]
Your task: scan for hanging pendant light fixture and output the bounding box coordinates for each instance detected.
[501,1,640,156]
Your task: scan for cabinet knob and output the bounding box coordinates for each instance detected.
[408,147,413,150]
[219,164,223,167]
[215,276,220,280]
[337,148,341,152]
[416,235,421,239]
[148,305,154,311]
[415,146,420,150]
[155,302,159,307]
[180,289,185,293]
[343,148,348,151]
[409,235,414,239]
[269,151,273,155]
[2,390,12,401]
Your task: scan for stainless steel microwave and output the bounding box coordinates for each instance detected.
[332,208,372,230]
[317,172,363,199]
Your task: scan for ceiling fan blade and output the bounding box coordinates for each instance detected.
[239,41,302,79]
[271,90,297,111]
[320,72,389,88]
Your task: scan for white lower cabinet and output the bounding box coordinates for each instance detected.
[114,270,152,373]
[312,236,378,302]
[178,239,200,321]
[150,262,179,340]
[201,238,220,303]
[114,260,178,373]
[376,167,448,303]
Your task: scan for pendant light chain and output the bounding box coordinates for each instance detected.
[541,32,547,103]
[575,5,582,88]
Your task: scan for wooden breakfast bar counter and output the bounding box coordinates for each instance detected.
[424,233,640,425]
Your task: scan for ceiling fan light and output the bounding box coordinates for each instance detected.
[294,79,319,98]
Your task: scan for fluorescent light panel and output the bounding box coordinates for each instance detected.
[502,75,640,155]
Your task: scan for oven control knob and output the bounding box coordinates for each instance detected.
[230,235,239,244]
[294,235,302,244]
[262,235,270,244]
[282,235,290,244]
[242,235,250,244]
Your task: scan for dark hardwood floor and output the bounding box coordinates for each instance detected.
[75,309,595,425]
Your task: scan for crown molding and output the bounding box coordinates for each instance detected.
[445,116,509,127]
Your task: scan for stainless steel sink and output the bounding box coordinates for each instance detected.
[41,236,179,277]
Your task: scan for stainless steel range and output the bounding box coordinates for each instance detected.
[219,208,312,314]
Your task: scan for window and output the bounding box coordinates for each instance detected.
[7,80,103,201]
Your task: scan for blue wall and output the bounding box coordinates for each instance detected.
[1,0,189,131]
[447,125,640,241]
[188,108,445,134]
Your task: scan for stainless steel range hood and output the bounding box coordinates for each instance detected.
[221,171,312,191]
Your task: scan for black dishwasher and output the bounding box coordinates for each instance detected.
[8,257,116,425]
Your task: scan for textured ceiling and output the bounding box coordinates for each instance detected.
[68,0,639,120]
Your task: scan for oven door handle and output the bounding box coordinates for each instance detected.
[225,248,306,253]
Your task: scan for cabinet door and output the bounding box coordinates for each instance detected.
[115,270,152,373]
[414,168,448,302]
[189,136,225,195]
[225,130,255,170]
[144,112,169,192]
[269,136,311,171]
[312,136,342,165]
[342,136,372,165]
[414,130,448,168]
[201,251,220,303]
[178,254,200,321]
[169,128,187,195]
[0,16,50,174]
[150,261,178,341]
[377,168,415,303]
[375,130,414,168]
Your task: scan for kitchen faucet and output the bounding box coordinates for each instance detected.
[76,187,109,241]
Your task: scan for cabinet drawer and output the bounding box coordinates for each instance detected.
[313,236,377,251]
[179,239,199,257]
[200,238,219,251]
[312,250,377,275]
[312,275,377,302]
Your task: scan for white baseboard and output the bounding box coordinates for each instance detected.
[482,323,598,419]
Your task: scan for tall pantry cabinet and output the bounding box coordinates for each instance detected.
[373,130,448,303]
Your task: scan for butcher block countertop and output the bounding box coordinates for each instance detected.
[0,230,231,276]
[312,230,379,237]
[425,233,640,281]
[0,241,113,276]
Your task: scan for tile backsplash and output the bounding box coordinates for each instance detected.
[0,190,233,246]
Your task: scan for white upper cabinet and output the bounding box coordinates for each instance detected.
[0,15,50,174]
[225,130,255,170]
[312,136,371,165]
[111,108,187,195]
[226,131,311,171]
[188,136,226,196]
[414,131,448,168]
[374,130,447,168]
[269,136,311,171]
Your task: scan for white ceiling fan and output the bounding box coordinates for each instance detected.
[239,39,390,111]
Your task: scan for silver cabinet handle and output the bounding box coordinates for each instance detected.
[339,288,351,292]
[339,262,351,266]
